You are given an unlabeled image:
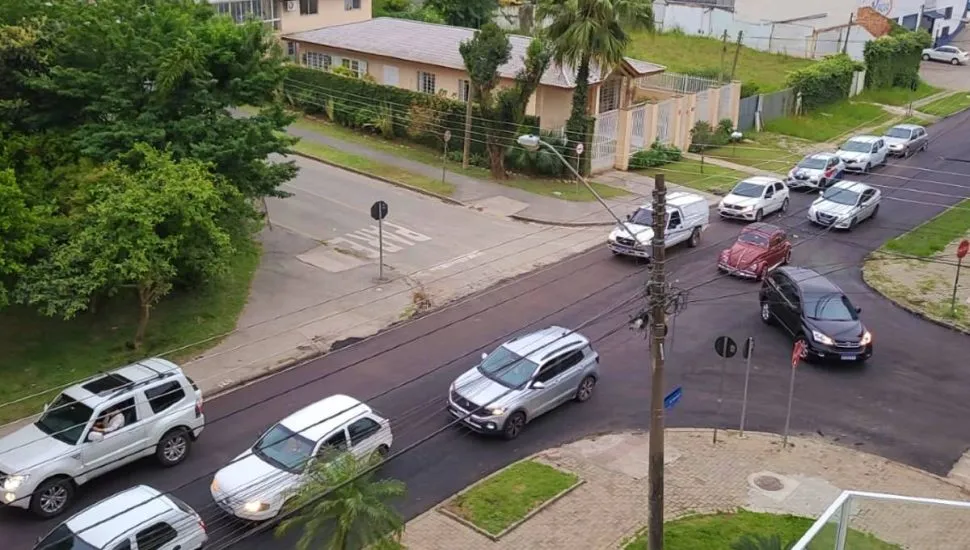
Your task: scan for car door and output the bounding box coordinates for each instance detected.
[80,397,148,478]
[528,359,567,417]
[766,233,785,267]
[915,128,927,150]
[761,184,774,213]
[345,416,384,458]
[664,210,686,246]
[546,349,586,406]
[859,189,878,220]
[768,273,798,334]
[772,181,787,212]
[876,139,888,164]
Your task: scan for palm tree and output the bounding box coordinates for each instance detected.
[275,450,407,550]
[732,533,795,550]
[537,0,653,172]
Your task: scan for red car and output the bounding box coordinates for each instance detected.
[718,223,792,280]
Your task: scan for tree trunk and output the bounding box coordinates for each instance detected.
[485,141,507,179]
[566,55,592,178]
[134,285,153,350]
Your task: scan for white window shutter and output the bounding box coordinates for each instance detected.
[383,65,399,86]
[359,60,368,77]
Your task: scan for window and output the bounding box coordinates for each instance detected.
[299,0,318,15]
[135,522,178,550]
[303,52,331,71]
[321,430,348,453]
[773,182,785,193]
[828,158,838,169]
[770,235,783,247]
[113,540,131,550]
[287,41,298,58]
[535,361,564,383]
[345,0,361,9]
[764,186,774,198]
[458,79,471,102]
[145,381,186,414]
[82,373,132,395]
[36,524,99,550]
[383,65,400,86]
[342,58,365,78]
[478,345,538,388]
[253,424,315,473]
[667,210,682,229]
[945,7,953,19]
[347,417,381,445]
[598,79,620,113]
[36,394,94,445]
[418,71,436,94]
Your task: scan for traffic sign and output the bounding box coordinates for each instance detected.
[443,130,452,142]
[958,239,969,260]
[792,339,806,369]
[664,386,683,410]
[714,336,737,358]
[370,200,389,221]
[575,142,584,155]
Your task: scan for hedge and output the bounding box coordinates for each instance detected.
[786,53,862,111]
[282,65,540,161]
[863,30,932,90]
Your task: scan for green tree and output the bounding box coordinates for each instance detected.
[276,450,406,550]
[15,145,239,348]
[374,0,445,23]
[0,169,49,307]
[425,0,498,28]
[537,0,653,174]
[460,23,551,178]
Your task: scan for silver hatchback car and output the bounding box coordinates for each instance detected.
[447,326,600,440]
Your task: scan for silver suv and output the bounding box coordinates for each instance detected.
[447,326,600,440]
[0,358,205,518]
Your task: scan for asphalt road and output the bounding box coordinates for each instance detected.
[5,110,970,549]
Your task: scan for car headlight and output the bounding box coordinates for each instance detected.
[210,478,219,493]
[740,205,753,211]
[486,406,506,416]
[243,500,270,513]
[860,331,872,346]
[2,474,27,492]
[811,330,834,346]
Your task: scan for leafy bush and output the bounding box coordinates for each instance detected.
[505,130,572,177]
[786,53,862,111]
[284,66,540,160]
[740,81,760,98]
[629,141,682,170]
[864,30,932,91]
[688,118,735,153]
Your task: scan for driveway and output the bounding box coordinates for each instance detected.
[920,58,970,90]
[3,113,969,549]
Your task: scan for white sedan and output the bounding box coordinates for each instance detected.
[922,45,969,65]
[210,395,392,521]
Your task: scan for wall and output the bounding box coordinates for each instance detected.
[279,0,372,34]
[812,23,874,60]
[874,0,967,43]
[733,0,854,29]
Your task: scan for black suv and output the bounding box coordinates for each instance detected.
[759,266,872,363]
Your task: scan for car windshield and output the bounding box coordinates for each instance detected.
[253,424,315,474]
[885,127,912,139]
[730,182,765,198]
[803,292,858,321]
[629,207,653,226]
[34,524,98,550]
[821,187,860,206]
[840,140,871,153]
[738,231,770,247]
[478,345,539,388]
[797,157,827,170]
[35,394,93,445]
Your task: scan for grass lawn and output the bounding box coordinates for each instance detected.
[700,132,808,174]
[882,198,970,257]
[765,100,892,143]
[917,91,970,117]
[648,158,749,195]
[854,82,941,106]
[0,240,261,424]
[444,460,579,536]
[623,510,900,550]
[626,31,815,92]
[870,115,934,137]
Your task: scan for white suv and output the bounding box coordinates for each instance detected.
[33,485,207,550]
[0,358,205,518]
[718,176,790,222]
[836,135,888,173]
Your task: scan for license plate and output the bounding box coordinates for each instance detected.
[840,354,856,361]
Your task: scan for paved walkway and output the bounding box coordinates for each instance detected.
[402,430,970,550]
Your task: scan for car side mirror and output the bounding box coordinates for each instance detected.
[88,431,104,442]
[481,352,488,361]
[625,213,632,221]
[856,307,862,313]
[531,381,546,390]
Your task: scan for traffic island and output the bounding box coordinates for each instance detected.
[438,459,583,541]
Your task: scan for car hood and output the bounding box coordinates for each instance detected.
[720,243,767,269]
[212,450,299,502]
[790,167,824,179]
[720,195,761,209]
[805,318,867,342]
[609,222,652,246]
[452,367,518,410]
[837,151,869,163]
[883,137,907,147]
[813,199,856,219]
[0,423,73,474]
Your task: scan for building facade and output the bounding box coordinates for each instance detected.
[207,0,371,34]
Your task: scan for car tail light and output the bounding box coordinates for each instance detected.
[199,517,206,533]
[195,398,203,418]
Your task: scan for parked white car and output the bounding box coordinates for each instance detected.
[607,192,709,258]
[718,176,790,222]
[922,45,969,65]
[210,394,392,521]
[836,135,889,173]
[33,485,207,550]
[0,359,205,518]
[807,180,881,230]
[786,153,845,191]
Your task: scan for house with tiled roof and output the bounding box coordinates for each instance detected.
[282,17,667,130]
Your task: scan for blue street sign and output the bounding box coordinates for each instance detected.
[664,386,683,410]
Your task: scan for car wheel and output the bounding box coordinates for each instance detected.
[754,209,763,222]
[780,198,789,214]
[30,477,75,518]
[502,412,526,440]
[863,163,871,174]
[922,142,928,151]
[951,57,960,65]
[818,177,827,189]
[848,217,858,231]
[795,335,810,362]
[373,444,390,462]
[871,204,879,219]
[760,301,774,325]
[688,227,701,248]
[575,376,596,402]
[157,428,191,467]
[783,249,792,265]
[922,53,930,60]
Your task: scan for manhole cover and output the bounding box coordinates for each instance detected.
[754,475,784,491]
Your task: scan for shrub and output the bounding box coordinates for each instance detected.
[505,130,572,177]
[283,65,540,161]
[629,141,682,169]
[740,81,760,98]
[786,53,862,111]
[688,118,735,153]
[864,30,932,91]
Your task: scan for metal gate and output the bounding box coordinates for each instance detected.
[695,90,711,124]
[629,104,646,153]
[656,99,674,144]
[591,109,619,173]
[737,95,758,131]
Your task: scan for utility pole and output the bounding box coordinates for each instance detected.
[647,174,668,550]
[842,13,854,54]
[462,85,473,169]
[729,31,743,82]
[718,29,729,82]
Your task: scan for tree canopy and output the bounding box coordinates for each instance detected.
[425,0,499,28]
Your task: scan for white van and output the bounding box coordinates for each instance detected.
[608,192,710,258]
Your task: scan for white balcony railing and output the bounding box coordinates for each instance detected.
[209,0,281,31]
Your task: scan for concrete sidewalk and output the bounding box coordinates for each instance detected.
[402,430,970,549]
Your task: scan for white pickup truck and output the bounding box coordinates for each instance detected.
[608,191,710,258]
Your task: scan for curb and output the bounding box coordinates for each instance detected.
[860,260,970,337]
[509,213,616,227]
